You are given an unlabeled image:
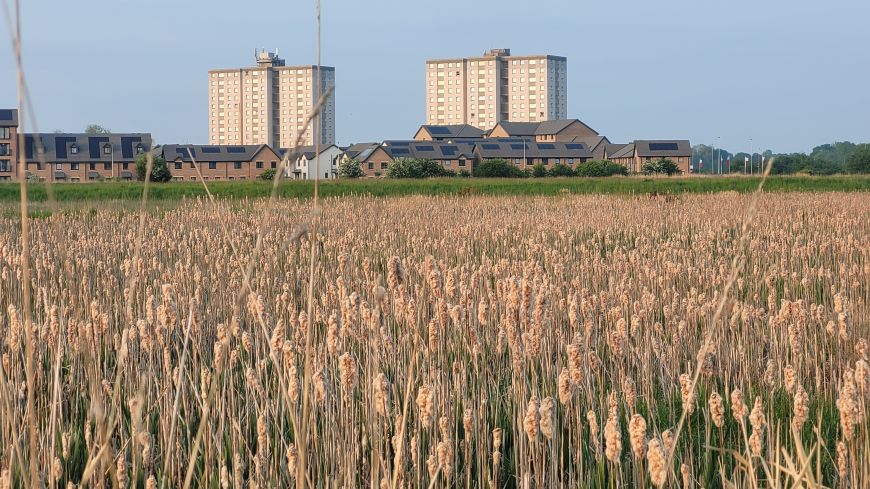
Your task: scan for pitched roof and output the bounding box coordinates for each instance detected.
[156,144,274,163]
[279,144,339,160]
[343,142,380,161]
[635,140,692,157]
[475,141,593,159]
[417,124,485,140]
[0,109,18,127]
[494,119,600,137]
[607,143,635,159]
[382,140,476,160]
[24,133,152,162]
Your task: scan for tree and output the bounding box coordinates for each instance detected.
[576,160,628,177]
[846,144,870,174]
[548,163,575,177]
[259,168,277,180]
[531,163,548,178]
[338,159,364,178]
[85,124,111,134]
[135,153,172,182]
[472,159,524,178]
[642,158,683,176]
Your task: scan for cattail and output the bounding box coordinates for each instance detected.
[286,444,297,476]
[679,373,695,414]
[567,343,582,385]
[492,428,503,466]
[437,438,454,479]
[524,396,540,441]
[338,352,357,394]
[257,412,269,459]
[681,463,691,489]
[116,455,128,488]
[837,440,848,476]
[623,377,636,409]
[662,429,674,454]
[587,410,600,454]
[604,412,622,463]
[793,383,809,429]
[837,369,858,439]
[647,438,668,487]
[709,392,724,428]
[855,359,868,391]
[146,474,157,489]
[428,319,438,353]
[784,364,796,393]
[53,457,62,481]
[463,408,474,436]
[417,385,434,427]
[373,373,390,417]
[427,452,437,479]
[628,414,647,460]
[220,465,230,488]
[749,396,765,430]
[558,368,573,405]
[539,397,555,440]
[731,388,748,421]
[477,300,488,325]
[313,370,328,405]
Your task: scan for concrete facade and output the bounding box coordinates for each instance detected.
[208,50,335,148]
[425,49,567,130]
[285,144,343,180]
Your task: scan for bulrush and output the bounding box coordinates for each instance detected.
[338,351,357,395]
[793,383,809,429]
[524,396,540,442]
[709,392,724,428]
[647,438,668,487]
[372,373,390,417]
[557,368,573,405]
[679,373,695,414]
[628,414,647,460]
[731,388,748,422]
[587,410,600,455]
[539,397,555,440]
[417,385,435,427]
[784,364,797,394]
[604,411,622,463]
[837,368,859,439]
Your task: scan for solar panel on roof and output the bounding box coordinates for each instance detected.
[481,144,500,150]
[0,109,12,120]
[390,141,410,147]
[416,145,435,152]
[227,147,247,153]
[392,148,410,155]
[441,146,458,156]
[510,143,526,150]
[201,146,221,154]
[427,127,451,135]
[649,142,679,151]
[537,143,555,150]
[565,143,585,150]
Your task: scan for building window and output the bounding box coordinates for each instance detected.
[89,163,96,170]
[175,162,182,170]
[104,162,111,170]
[0,160,11,172]
[234,162,242,170]
[380,162,388,169]
[135,143,144,154]
[256,161,263,169]
[103,145,112,155]
[208,162,217,170]
[0,143,9,155]
[368,162,374,170]
[122,163,129,170]
[458,159,466,167]
[0,128,10,139]
[71,163,79,170]
[271,161,277,169]
[70,144,79,155]
[56,163,62,171]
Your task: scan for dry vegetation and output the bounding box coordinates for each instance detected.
[0,192,868,488]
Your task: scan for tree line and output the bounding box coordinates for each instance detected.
[692,141,870,175]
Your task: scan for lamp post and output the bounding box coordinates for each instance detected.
[749,138,753,175]
[716,136,721,175]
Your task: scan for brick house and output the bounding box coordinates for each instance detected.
[22,133,151,182]
[606,140,693,174]
[154,144,282,181]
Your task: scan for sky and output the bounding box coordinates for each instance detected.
[1,0,868,154]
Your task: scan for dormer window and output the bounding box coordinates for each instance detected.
[70,144,79,155]
[103,144,112,155]
[135,143,144,154]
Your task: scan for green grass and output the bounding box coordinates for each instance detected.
[0,175,868,203]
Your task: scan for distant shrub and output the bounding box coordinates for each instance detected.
[135,154,172,182]
[576,160,628,177]
[532,163,548,178]
[259,168,277,181]
[642,158,682,176]
[386,158,452,179]
[548,163,575,177]
[472,159,525,178]
[338,159,364,178]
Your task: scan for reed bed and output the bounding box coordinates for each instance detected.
[0,192,867,488]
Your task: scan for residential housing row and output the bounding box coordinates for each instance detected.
[1,107,690,182]
[0,47,693,182]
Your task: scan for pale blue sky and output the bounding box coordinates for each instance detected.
[1,0,868,153]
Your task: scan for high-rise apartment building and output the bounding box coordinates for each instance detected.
[425,49,567,130]
[208,50,335,148]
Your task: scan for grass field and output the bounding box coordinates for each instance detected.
[0,192,867,488]
[0,175,869,202]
